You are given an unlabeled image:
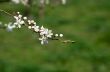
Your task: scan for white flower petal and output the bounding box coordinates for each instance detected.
[55,34,58,37]
[28,26,32,29]
[20,21,24,24]
[60,34,63,37]
[23,17,27,20]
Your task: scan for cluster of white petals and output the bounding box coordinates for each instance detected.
[1,12,64,45]
[13,12,25,28]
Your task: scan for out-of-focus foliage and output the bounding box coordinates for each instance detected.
[0,0,10,2]
[0,0,110,72]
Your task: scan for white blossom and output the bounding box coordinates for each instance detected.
[55,34,58,37]
[18,14,22,18]
[7,22,16,32]
[46,30,53,38]
[23,17,27,20]
[30,20,35,24]
[20,20,24,25]
[27,20,36,25]
[14,16,19,20]
[13,13,24,28]
[40,26,45,31]
[40,26,48,36]
[28,26,32,29]
[28,20,31,24]
[33,26,39,32]
[39,36,48,45]
[17,12,20,14]
[60,34,63,37]
[33,22,36,25]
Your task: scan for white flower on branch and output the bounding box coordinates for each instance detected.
[13,13,25,28]
[6,22,16,32]
[39,26,53,38]
[46,30,53,38]
[33,26,39,32]
[39,26,47,35]
[39,35,48,45]
[28,26,32,29]
[55,34,58,37]
[0,12,74,45]
[23,17,27,20]
[59,34,63,37]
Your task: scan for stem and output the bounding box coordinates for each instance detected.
[51,37,75,43]
[0,9,13,16]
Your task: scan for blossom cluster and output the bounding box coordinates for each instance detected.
[0,12,64,45]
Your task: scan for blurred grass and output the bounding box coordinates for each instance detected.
[0,0,110,72]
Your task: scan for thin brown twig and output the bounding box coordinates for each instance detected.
[51,37,75,43]
[0,9,13,16]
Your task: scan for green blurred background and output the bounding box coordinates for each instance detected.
[0,0,110,72]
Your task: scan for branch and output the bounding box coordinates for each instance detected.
[0,9,13,16]
[0,10,75,45]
